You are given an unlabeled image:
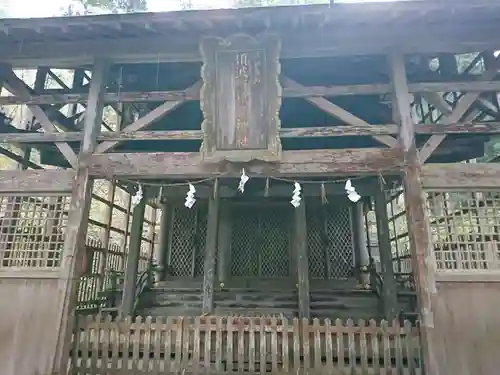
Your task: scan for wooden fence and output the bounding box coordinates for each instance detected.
[71,315,422,375]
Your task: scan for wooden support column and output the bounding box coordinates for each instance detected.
[373,180,398,320]
[156,201,174,282]
[120,193,147,317]
[51,58,109,375]
[202,183,220,314]
[389,52,439,375]
[352,201,370,287]
[217,201,232,286]
[295,201,310,319]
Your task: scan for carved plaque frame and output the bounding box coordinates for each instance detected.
[200,33,282,163]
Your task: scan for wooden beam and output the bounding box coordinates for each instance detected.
[51,58,109,375]
[0,170,74,193]
[420,92,452,115]
[95,81,201,153]
[420,55,499,163]
[282,77,399,148]
[389,51,439,375]
[4,80,500,106]
[87,148,404,178]
[295,199,310,319]
[422,163,500,189]
[202,181,220,314]
[1,122,499,144]
[2,69,78,167]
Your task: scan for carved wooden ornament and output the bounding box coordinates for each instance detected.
[200,33,282,163]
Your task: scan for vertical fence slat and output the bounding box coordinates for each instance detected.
[324,318,333,373]
[282,318,290,372]
[292,318,300,371]
[370,319,380,374]
[101,315,111,373]
[90,315,100,374]
[259,316,266,374]
[174,317,183,372]
[144,316,153,373]
[182,316,191,371]
[404,321,416,375]
[336,319,345,371]
[249,318,256,373]
[227,316,234,373]
[359,319,369,374]
[271,317,279,372]
[215,316,223,372]
[313,318,321,369]
[165,317,174,373]
[204,317,212,371]
[81,315,91,372]
[382,320,391,374]
[193,316,201,375]
[152,316,162,375]
[302,317,311,371]
[238,317,245,372]
[123,316,132,372]
[132,316,142,372]
[394,319,403,374]
[347,319,356,373]
[110,315,120,373]
[70,316,83,374]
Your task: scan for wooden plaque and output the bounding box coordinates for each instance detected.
[200,34,282,163]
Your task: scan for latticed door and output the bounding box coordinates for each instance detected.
[307,201,354,280]
[167,202,208,278]
[230,203,291,278]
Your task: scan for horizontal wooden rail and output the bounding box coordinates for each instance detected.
[1,122,499,144]
[71,315,422,375]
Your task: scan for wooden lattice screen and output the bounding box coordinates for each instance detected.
[0,193,70,269]
[427,190,500,272]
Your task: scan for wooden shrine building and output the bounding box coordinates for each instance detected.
[1,1,500,374]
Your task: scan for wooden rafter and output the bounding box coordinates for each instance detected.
[1,68,78,167]
[281,77,398,148]
[419,55,500,163]
[3,80,500,106]
[95,81,202,153]
[1,122,499,144]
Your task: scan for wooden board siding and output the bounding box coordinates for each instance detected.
[434,282,500,375]
[0,277,62,375]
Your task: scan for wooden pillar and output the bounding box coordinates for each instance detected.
[389,52,439,375]
[98,179,116,290]
[52,58,109,375]
[295,201,310,319]
[352,201,370,287]
[202,183,220,314]
[120,193,147,317]
[373,180,398,320]
[217,201,232,286]
[156,201,173,282]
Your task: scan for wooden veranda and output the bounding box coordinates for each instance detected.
[1,2,500,375]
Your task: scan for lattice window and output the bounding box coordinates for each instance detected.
[231,204,291,278]
[307,201,354,280]
[0,194,70,268]
[427,190,500,272]
[168,203,207,278]
[388,187,412,275]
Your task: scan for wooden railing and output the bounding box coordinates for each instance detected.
[71,315,422,374]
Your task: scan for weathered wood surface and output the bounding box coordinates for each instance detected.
[71,315,422,375]
[0,278,62,375]
[4,80,500,105]
[200,34,281,162]
[389,52,439,375]
[87,148,404,178]
[422,163,500,189]
[2,122,500,144]
[0,170,75,193]
[433,282,500,375]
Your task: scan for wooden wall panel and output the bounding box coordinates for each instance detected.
[0,277,62,375]
[434,282,500,375]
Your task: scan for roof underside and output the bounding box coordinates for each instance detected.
[1,0,500,66]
